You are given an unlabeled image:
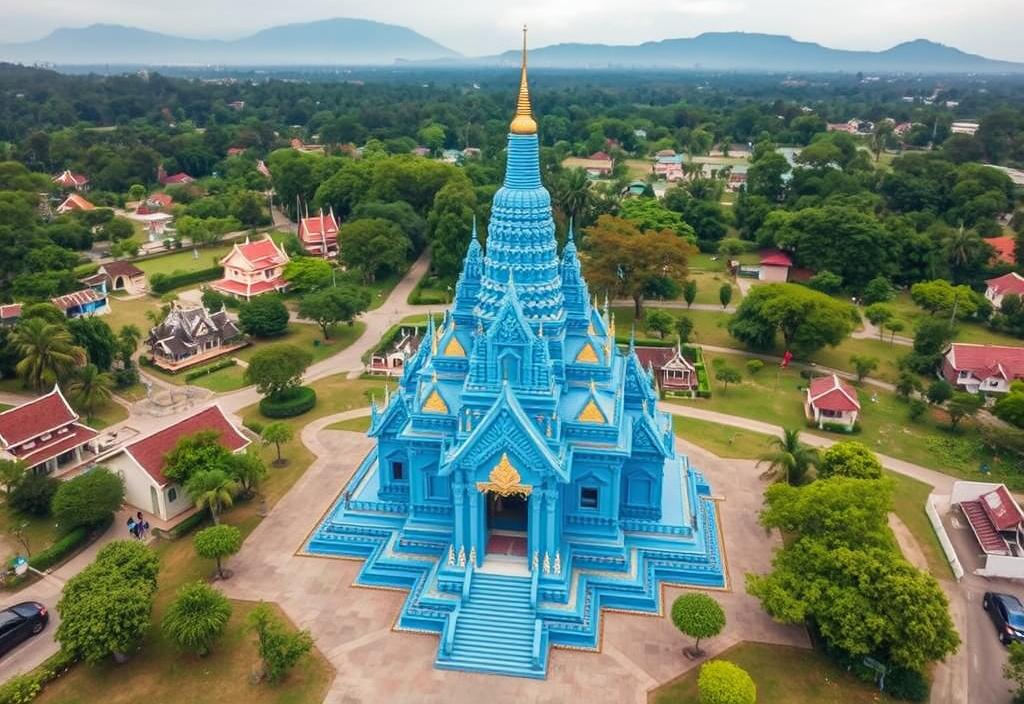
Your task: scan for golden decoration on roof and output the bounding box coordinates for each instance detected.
[444,335,466,357]
[476,453,533,497]
[578,398,607,424]
[422,388,448,414]
[576,342,599,364]
[509,25,537,135]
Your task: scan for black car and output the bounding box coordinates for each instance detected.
[983,592,1024,645]
[0,602,48,656]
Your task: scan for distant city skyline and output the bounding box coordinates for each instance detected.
[4,0,1024,62]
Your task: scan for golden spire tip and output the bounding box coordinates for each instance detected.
[509,24,537,135]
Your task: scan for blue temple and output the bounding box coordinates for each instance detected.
[306,31,725,679]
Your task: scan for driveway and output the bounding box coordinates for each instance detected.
[219,411,808,704]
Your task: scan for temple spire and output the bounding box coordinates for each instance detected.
[509,25,537,135]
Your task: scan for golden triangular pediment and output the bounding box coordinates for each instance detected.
[578,398,606,424]
[422,388,448,414]
[475,453,532,497]
[443,336,465,357]
[576,341,599,364]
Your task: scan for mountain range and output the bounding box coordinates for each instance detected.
[1,19,1022,73]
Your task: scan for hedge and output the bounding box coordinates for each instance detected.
[156,510,208,540]
[150,266,223,293]
[26,513,113,573]
[260,386,317,418]
[183,357,237,381]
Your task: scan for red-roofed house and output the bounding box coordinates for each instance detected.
[942,343,1024,394]
[0,303,22,326]
[256,160,272,179]
[759,249,794,282]
[0,386,99,475]
[145,192,174,211]
[226,147,246,157]
[102,405,250,522]
[51,287,110,318]
[210,235,290,300]
[986,272,1024,309]
[957,484,1024,556]
[805,374,860,430]
[589,151,612,162]
[56,193,95,214]
[52,170,89,191]
[157,165,195,186]
[95,261,148,295]
[633,345,699,395]
[985,237,1016,266]
[298,209,340,259]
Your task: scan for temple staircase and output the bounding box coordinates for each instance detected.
[435,571,548,678]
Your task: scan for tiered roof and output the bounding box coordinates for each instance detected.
[0,386,98,468]
[987,272,1024,297]
[946,343,1024,380]
[807,374,860,412]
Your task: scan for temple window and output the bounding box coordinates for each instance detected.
[392,461,405,481]
[580,486,599,509]
[168,487,178,502]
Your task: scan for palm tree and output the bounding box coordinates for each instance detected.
[66,364,114,422]
[757,429,818,486]
[553,168,594,227]
[186,470,238,524]
[9,318,85,391]
[118,324,142,365]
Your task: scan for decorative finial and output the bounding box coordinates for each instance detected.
[567,216,575,243]
[471,214,478,240]
[509,25,537,135]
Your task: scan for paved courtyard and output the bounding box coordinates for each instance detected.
[220,426,807,704]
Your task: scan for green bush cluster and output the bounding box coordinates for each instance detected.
[150,266,222,293]
[259,386,316,418]
[28,526,90,573]
[183,357,237,381]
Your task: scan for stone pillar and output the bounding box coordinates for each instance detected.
[453,478,466,552]
[544,488,557,558]
[528,490,541,567]
[469,489,481,565]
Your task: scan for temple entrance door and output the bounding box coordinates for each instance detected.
[485,493,528,559]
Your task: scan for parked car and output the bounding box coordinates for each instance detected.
[0,602,48,656]
[983,592,1024,645]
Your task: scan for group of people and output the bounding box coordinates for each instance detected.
[127,512,151,540]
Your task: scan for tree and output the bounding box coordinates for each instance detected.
[745,359,764,376]
[427,177,476,279]
[56,540,158,664]
[994,388,1024,428]
[727,284,856,357]
[10,473,59,517]
[714,364,742,394]
[697,660,756,704]
[163,430,233,485]
[238,295,289,338]
[646,310,675,339]
[194,524,243,580]
[718,283,733,309]
[100,217,134,242]
[818,441,883,480]
[910,280,979,320]
[68,317,118,371]
[552,168,594,226]
[849,355,878,382]
[185,469,238,524]
[862,276,895,305]
[340,219,412,283]
[51,468,124,530]
[683,280,698,308]
[676,316,694,345]
[298,286,370,340]
[9,318,85,391]
[117,324,141,367]
[66,364,114,422]
[808,270,843,294]
[245,344,313,399]
[128,184,146,202]
[260,422,294,467]
[162,582,232,656]
[247,603,314,684]
[1004,642,1024,703]
[670,593,725,657]
[947,391,983,430]
[864,304,894,342]
[926,379,953,405]
[757,428,817,485]
[620,197,696,241]
[282,257,334,293]
[228,449,267,498]
[582,215,694,318]
[0,459,26,495]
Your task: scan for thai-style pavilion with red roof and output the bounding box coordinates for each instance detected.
[56,193,95,214]
[52,170,89,191]
[985,272,1024,310]
[298,208,340,259]
[805,374,860,430]
[0,386,99,475]
[633,345,698,395]
[211,234,290,300]
[101,405,249,523]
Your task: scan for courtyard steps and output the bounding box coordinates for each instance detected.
[435,572,548,678]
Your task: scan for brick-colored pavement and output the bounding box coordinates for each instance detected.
[220,425,807,704]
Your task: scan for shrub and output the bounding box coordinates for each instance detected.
[745,359,764,375]
[243,418,265,435]
[162,581,233,656]
[885,666,930,702]
[163,511,207,540]
[28,525,90,572]
[194,524,242,579]
[671,593,726,655]
[697,660,756,704]
[248,603,314,684]
[149,266,222,293]
[907,398,927,421]
[113,365,139,388]
[238,295,289,338]
[0,673,41,704]
[51,468,125,530]
[183,357,237,381]
[259,385,317,418]
[10,473,59,517]
[818,441,883,480]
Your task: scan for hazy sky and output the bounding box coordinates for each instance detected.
[5,0,1024,61]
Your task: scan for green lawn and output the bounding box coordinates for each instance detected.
[690,252,759,272]
[189,364,249,393]
[132,246,232,277]
[613,307,735,347]
[327,416,372,433]
[104,295,164,334]
[83,399,128,430]
[0,503,59,563]
[886,470,953,580]
[650,642,894,704]
[234,322,365,365]
[681,271,741,308]
[0,403,10,413]
[673,416,773,459]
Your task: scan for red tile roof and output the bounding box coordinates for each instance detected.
[0,303,21,320]
[58,194,95,212]
[589,151,612,161]
[146,193,174,209]
[299,212,339,242]
[632,346,677,369]
[160,172,194,185]
[987,272,1024,297]
[211,277,284,297]
[124,405,250,486]
[231,236,288,269]
[960,499,1011,555]
[0,386,78,447]
[99,260,145,278]
[15,423,98,468]
[980,486,1024,531]
[760,249,793,268]
[51,288,105,311]
[52,170,88,188]
[807,374,860,412]
[947,343,1024,379]
[986,237,1016,266]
